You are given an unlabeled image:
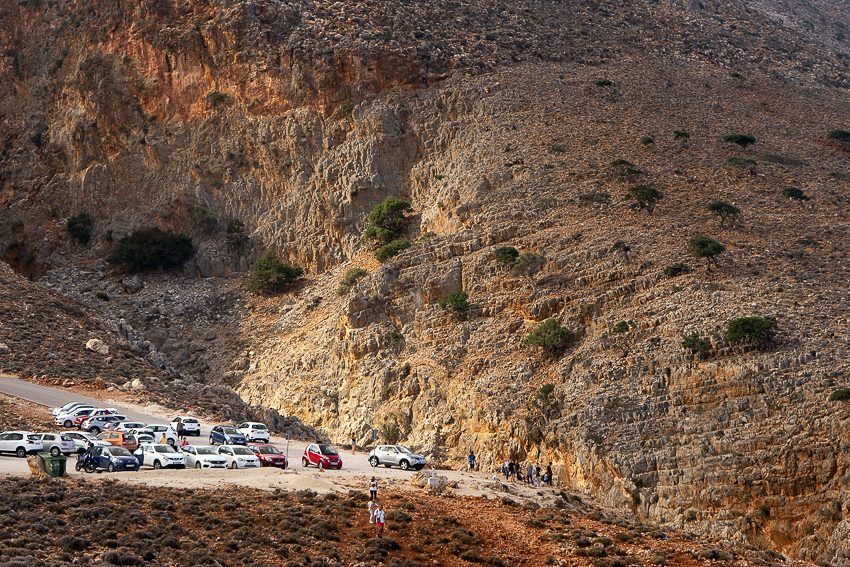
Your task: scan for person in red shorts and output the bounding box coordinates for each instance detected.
[374,504,385,538]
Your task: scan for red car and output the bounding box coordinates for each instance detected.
[301,443,342,470]
[248,444,288,468]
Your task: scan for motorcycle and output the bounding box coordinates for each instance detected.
[75,452,98,474]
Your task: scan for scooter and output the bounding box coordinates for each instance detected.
[75,452,98,474]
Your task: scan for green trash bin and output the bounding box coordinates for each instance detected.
[38,452,68,478]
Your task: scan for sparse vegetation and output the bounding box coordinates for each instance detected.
[30,132,43,147]
[611,240,631,262]
[509,252,546,288]
[782,186,810,201]
[827,129,850,150]
[67,213,93,245]
[705,201,741,227]
[188,205,217,234]
[108,228,194,273]
[337,267,367,294]
[438,290,470,312]
[208,91,227,106]
[594,79,612,87]
[610,159,642,178]
[578,192,611,205]
[687,235,725,270]
[625,185,662,213]
[830,388,850,401]
[726,156,757,171]
[226,219,248,246]
[639,136,654,145]
[726,316,777,347]
[664,263,693,278]
[681,333,708,352]
[94,291,110,301]
[362,197,412,245]
[523,319,572,355]
[248,249,303,294]
[723,134,756,148]
[376,239,412,262]
[673,130,689,142]
[494,246,520,265]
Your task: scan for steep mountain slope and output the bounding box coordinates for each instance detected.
[1,0,850,563]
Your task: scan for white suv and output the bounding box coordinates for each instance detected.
[0,431,44,457]
[147,425,178,446]
[237,422,270,443]
[368,445,427,471]
[170,417,201,437]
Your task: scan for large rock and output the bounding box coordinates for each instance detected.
[85,339,109,356]
[122,275,144,294]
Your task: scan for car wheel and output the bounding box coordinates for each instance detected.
[153,460,162,470]
[91,427,100,435]
[50,447,61,457]
[302,457,309,467]
[16,447,26,458]
[209,437,215,445]
[64,420,73,427]
[369,456,379,467]
[231,462,238,469]
[283,462,287,470]
[195,461,202,469]
[400,460,410,471]
[108,463,115,473]
[168,439,176,447]
[319,461,324,471]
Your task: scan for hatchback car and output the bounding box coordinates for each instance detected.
[217,445,260,468]
[54,407,96,428]
[115,421,147,432]
[89,445,139,472]
[134,443,186,469]
[181,445,228,469]
[170,417,201,436]
[61,431,111,453]
[98,431,138,452]
[82,415,127,434]
[147,425,178,446]
[75,408,119,428]
[52,402,95,417]
[0,431,44,457]
[237,422,270,443]
[302,444,343,470]
[36,433,75,456]
[368,445,426,470]
[209,426,247,446]
[248,444,288,468]
[136,433,156,445]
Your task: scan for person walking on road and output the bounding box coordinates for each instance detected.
[535,464,542,489]
[176,419,184,439]
[546,462,554,486]
[508,460,516,481]
[526,463,534,486]
[502,460,509,481]
[374,504,386,538]
[367,500,376,524]
[351,434,357,455]
[369,477,378,501]
[468,451,475,471]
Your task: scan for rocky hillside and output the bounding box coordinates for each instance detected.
[2,0,850,563]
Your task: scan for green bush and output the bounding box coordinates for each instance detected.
[726,317,777,346]
[613,321,630,334]
[336,283,351,296]
[610,159,642,178]
[226,219,248,246]
[673,130,689,142]
[509,252,546,286]
[626,185,662,212]
[681,333,707,352]
[639,136,654,146]
[341,267,367,286]
[723,134,756,148]
[664,263,693,278]
[578,192,611,205]
[189,205,217,233]
[726,156,757,170]
[67,213,93,245]
[611,240,631,253]
[108,228,194,273]
[594,79,612,87]
[248,250,303,294]
[389,332,402,343]
[827,129,850,150]
[30,132,43,147]
[829,388,850,401]
[362,197,412,245]
[494,246,519,265]
[523,319,571,354]
[705,201,741,227]
[687,235,725,270]
[208,92,227,106]
[94,291,110,301]
[438,290,469,312]
[782,186,809,201]
[830,172,850,183]
[375,239,412,262]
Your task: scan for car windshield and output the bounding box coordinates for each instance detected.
[125,423,145,428]
[396,446,413,454]
[233,447,254,456]
[253,424,268,430]
[318,444,338,455]
[258,446,281,455]
[184,419,199,424]
[196,447,217,455]
[155,445,176,454]
[138,436,154,443]
[222,427,240,435]
[111,447,133,457]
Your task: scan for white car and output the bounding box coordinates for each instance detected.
[35,433,75,456]
[0,431,44,457]
[134,443,186,469]
[217,445,260,469]
[237,422,270,443]
[54,407,97,427]
[181,445,228,469]
[61,431,111,453]
[115,421,148,432]
[52,402,94,417]
[82,415,128,434]
[170,417,201,437]
[147,425,178,446]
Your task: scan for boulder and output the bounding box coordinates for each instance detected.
[85,339,109,356]
[0,343,9,354]
[410,470,448,491]
[122,274,144,294]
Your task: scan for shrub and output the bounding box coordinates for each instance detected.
[681,333,707,352]
[362,197,412,245]
[782,186,809,201]
[523,319,571,354]
[226,219,248,246]
[687,235,725,270]
[208,92,227,106]
[379,420,400,443]
[94,291,110,301]
[438,290,470,312]
[830,172,850,182]
[341,267,367,286]
[375,239,412,262]
[613,321,630,334]
[827,129,850,150]
[108,228,194,272]
[726,156,757,170]
[611,241,631,258]
[664,263,693,278]
[723,134,756,148]
[610,159,642,178]
[726,317,777,346]
[494,246,520,265]
[673,130,689,142]
[248,249,303,294]
[67,213,93,245]
[510,251,546,288]
[625,185,662,213]
[188,205,217,233]
[705,201,741,227]
[830,388,850,401]
[389,332,401,343]
[639,136,654,145]
[594,79,612,87]
[578,192,611,205]
[336,283,351,295]
[30,132,43,147]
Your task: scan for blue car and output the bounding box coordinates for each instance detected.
[209,426,247,445]
[89,446,139,472]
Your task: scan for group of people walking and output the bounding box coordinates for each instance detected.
[500,460,554,488]
[366,477,386,538]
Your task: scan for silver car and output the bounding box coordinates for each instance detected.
[36,433,75,456]
[368,445,427,471]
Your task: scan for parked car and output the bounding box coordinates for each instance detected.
[115,421,147,432]
[170,417,201,436]
[134,443,186,469]
[368,445,426,470]
[54,407,96,428]
[35,433,75,456]
[147,425,178,446]
[209,426,247,446]
[217,445,260,469]
[52,402,94,417]
[61,431,110,453]
[237,422,270,443]
[75,408,119,429]
[81,415,128,434]
[0,431,44,457]
[302,443,342,470]
[98,431,138,452]
[248,444,288,468]
[136,433,156,445]
[88,445,140,472]
[180,445,228,469]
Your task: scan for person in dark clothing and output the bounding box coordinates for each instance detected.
[535,465,542,488]
[546,462,553,486]
[508,461,515,481]
[468,451,476,471]
[176,419,184,439]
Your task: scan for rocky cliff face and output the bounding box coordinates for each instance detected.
[2,0,850,563]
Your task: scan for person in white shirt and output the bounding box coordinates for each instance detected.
[367,500,376,523]
[369,477,378,501]
[374,504,385,538]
